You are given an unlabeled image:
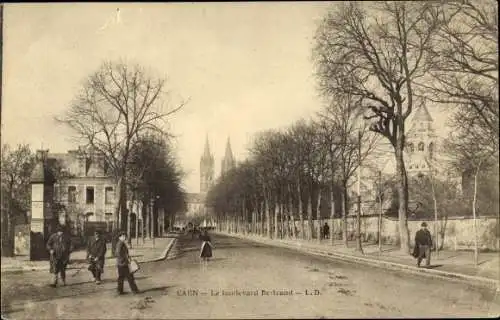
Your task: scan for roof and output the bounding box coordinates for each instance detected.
[202,135,213,160]
[30,161,56,184]
[412,104,433,123]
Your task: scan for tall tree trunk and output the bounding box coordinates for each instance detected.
[265,192,271,239]
[330,185,335,246]
[307,189,313,241]
[288,184,294,239]
[395,133,410,254]
[260,200,264,236]
[274,194,279,240]
[341,187,348,248]
[135,201,140,245]
[113,177,123,230]
[316,185,323,244]
[297,180,304,240]
[127,195,133,245]
[279,199,285,239]
[472,164,481,266]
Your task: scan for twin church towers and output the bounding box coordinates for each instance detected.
[199,135,235,193]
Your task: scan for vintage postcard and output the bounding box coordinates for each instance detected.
[1,2,499,319]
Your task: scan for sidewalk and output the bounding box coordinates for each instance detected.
[217,231,500,288]
[1,236,177,273]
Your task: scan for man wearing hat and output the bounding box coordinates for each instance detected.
[414,222,433,267]
[115,231,140,295]
[87,230,107,284]
[46,226,72,287]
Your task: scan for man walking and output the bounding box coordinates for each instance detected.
[46,226,72,287]
[87,230,107,284]
[323,222,330,240]
[115,231,140,295]
[414,222,433,268]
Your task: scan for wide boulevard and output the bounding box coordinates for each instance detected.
[2,234,499,319]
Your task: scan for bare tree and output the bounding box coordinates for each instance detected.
[56,61,185,231]
[317,92,379,250]
[445,130,496,265]
[424,0,498,154]
[1,144,36,256]
[314,2,442,253]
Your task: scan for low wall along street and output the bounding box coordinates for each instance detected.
[236,215,499,251]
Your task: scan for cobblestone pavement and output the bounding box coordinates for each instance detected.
[1,234,499,319]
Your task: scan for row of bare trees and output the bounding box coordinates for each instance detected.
[312,0,498,254]
[206,98,379,250]
[208,1,498,256]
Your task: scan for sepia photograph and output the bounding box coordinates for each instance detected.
[1,1,499,319]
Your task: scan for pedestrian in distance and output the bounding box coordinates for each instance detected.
[46,225,72,287]
[87,230,107,284]
[413,222,433,268]
[323,222,330,240]
[199,229,213,264]
[115,231,140,295]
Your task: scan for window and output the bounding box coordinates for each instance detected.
[418,142,425,151]
[68,186,77,203]
[105,187,114,204]
[407,143,414,153]
[429,142,434,159]
[86,187,95,204]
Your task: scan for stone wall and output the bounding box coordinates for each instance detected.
[293,215,499,251]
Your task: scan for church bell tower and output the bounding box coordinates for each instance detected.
[200,135,214,193]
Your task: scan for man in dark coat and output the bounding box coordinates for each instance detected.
[414,222,433,267]
[323,223,330,240]
[46,226,72,287]
[115,231,140,295]
[87,230,107,284]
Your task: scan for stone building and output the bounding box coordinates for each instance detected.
[46,146,117,228]
[185,135,235,221]
[348,104,461,216]
[220,137,235,177]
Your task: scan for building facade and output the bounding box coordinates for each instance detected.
[220,137,235,177]
[185,135,236,221]
[46,146,117,227]
[348,104,461,216]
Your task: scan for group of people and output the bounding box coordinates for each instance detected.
[46,227,140,295]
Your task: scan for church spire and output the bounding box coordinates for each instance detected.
[224,137,234,163]
[200,134,214,193]
[221,136,235,176]
[202,133,211,159]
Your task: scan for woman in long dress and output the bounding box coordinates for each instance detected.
[199,230,213,263]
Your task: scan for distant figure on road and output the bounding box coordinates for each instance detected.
[115,231,140,295]
[199,230,213,263]
[323,223,330,240]
[413,222,433,267]
[15,231,26,255]
[87,230,107,284]
[46,226,72,287]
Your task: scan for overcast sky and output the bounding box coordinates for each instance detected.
[2,2,449,193]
